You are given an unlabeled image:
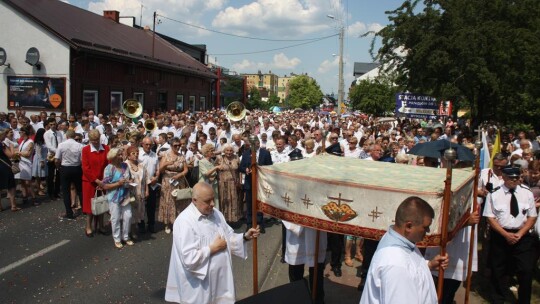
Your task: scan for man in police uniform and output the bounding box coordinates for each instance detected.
[483,166,537,304]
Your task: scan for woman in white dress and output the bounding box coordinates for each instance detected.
[16,125,38,205]
[32,128,48,196]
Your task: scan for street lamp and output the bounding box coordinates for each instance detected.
[327,15,344,115]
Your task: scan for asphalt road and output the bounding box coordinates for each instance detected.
[0,197,289,304]
[1,197,537,304]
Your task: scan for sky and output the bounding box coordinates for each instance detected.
[67,0,407,97]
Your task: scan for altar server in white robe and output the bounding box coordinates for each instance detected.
[165,182,260,304]
[284,221,327,304]
[360,196,449,304]
[424,207,480,304]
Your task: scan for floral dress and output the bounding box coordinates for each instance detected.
[126,161,147,224]
[158,151,190,225]
[198,157,219,209]
[215,155,241,222]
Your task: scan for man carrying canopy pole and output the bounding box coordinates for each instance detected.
[359,196,449,304]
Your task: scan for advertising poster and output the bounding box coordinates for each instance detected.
[395,92,439,120]
[439,100,453,116]
[8,76,66,110]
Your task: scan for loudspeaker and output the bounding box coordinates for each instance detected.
[236,280,313,304]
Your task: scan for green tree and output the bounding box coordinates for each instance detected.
[221,76,244,106]
[368,0,540,128]
[350,79,399,116]
[246,86,262,110]
[287,75,324,109]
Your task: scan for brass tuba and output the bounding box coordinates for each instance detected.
[226,101,247,122]
[144,119,156,132]
[122,99,143,119]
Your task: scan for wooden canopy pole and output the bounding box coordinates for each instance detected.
[311,230,320,301]
[437,149,456,302]
[249,136,259,295]
[464,139,483,303]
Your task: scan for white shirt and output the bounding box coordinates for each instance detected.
[202,121,216,136]
[483,184,537,229]
[152,127,169,140]
[55,138,83,166]
[138,147,158,180]
[31,121,44,133]
[271,149,290,164]
[218,130,233,144]
[156,142,171,154]
[283,221,327,267]
[360,227,437,304]
[100,133,110,146]
[44,129,63,154]
[165,203,247,304]
[231,141,244,154]
[344,147,361,158]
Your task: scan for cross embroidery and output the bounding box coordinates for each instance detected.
[263,185,273,197]
[281,193,293,207]
[368,207,383,222]
[327,193,353,206]
[301,194,313,209]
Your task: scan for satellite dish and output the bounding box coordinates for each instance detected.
[0,47,6,66]
[25,47,41,69]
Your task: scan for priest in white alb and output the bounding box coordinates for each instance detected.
[283,221,327,304]
[165,182,260,304]
[360,196,449,304]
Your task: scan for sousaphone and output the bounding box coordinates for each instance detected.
[122,99,143,119]
[226,101,247,122]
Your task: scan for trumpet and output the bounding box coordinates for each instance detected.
[144,119,156,132]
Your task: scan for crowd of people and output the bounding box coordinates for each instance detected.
[0,107,539,303]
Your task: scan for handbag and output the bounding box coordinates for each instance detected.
[0,158,19,174]
[172,176,193,201]
[91,189,109,215]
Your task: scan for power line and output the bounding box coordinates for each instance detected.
[208,34,338,56]
[157,14,337,42]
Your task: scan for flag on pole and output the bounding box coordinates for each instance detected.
[480,130,490,170]
[489,130,501,168]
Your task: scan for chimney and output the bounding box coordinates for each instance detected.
[103,10,120,23]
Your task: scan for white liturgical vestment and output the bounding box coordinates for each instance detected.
[360,226,437,304]
[165,203,247,304]
[283,221,327,266]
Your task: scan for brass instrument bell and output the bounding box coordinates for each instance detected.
[226,101,247,122]
[144,118,156,132]
[122,99,143,119]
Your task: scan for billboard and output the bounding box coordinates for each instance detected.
[7,76,66,110]
[395,92,438,120]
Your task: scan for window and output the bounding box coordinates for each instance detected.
[110,91,123,114]
[158,92,167,111]
[83,90,98,112]
[176,94,184,112]
[189,95,196,112]
[200,97,206,111]
[134,92,144,109]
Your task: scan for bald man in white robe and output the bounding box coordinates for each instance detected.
[165,182,260,304]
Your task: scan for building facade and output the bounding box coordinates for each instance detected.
[0,0,216,116]
[243,70,279,97]
[277,73,298,102]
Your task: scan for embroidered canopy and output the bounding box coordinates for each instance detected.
[256,154,474,246]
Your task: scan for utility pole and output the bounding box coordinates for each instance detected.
[338,25,344,115]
